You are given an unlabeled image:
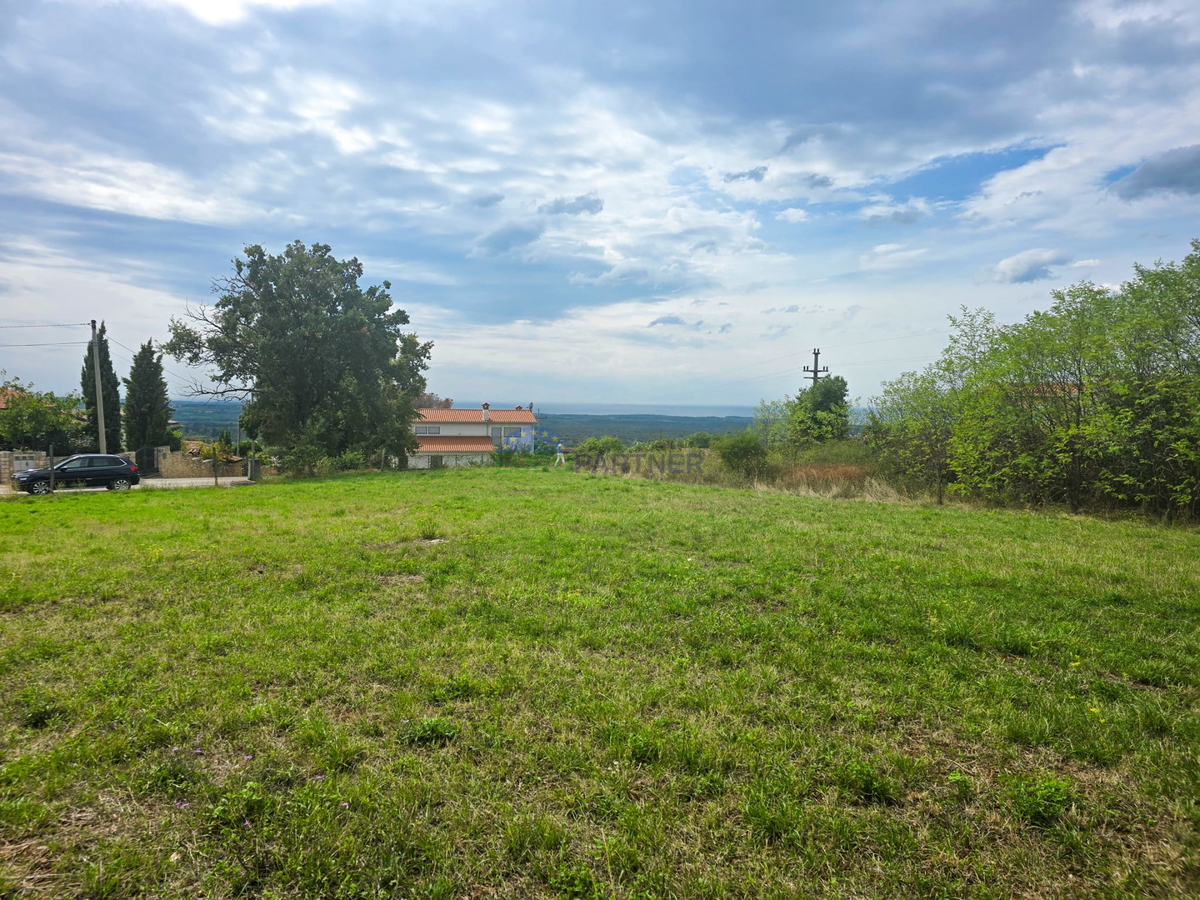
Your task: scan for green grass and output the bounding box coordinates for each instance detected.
[1,468,1198,898]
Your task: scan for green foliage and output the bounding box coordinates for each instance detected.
[538,413,750,445]
[122,341,173,452]
[681,431,716,448]
[751,398,789,446]
[869,308,996,503]
[80,322,122,453]
[0,374,85,452]
[713,430,767,478]
[871,240,1200,517]
[329,449,366,471]
[165,241,431,466]
[575,435,625,456]
[787,376,850,446]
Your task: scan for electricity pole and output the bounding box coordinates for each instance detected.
[803,348,829,385]
[91,319,107,454]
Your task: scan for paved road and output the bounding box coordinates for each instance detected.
[1,477,255,496]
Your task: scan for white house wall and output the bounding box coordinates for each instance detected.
[416,423,490,437]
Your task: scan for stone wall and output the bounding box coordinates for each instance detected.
[0,451,49,483]
[407,452,491,470]
[158,450,243,479]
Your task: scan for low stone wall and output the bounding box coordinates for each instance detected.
[407,452,491,470]
[158,451,243,479]
[1,451,49,483]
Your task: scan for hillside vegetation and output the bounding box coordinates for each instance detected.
[1,469,1198,898]
[537,414,750,445]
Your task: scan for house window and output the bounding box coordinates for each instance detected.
[491,426,502,442]
[415,425,441,435]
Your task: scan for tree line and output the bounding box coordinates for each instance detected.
[2,241,431,471]
[870,240,1200,517]
[1,329,175,457]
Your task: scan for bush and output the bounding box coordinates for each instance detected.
[576,435,624,456]
[331,450,366,471]
[713,431,767,478]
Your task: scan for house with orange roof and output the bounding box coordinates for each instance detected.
[408,403,537,469]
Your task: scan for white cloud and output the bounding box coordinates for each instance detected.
[858,196,930,225]
[136,0,338,26]
[988,248,1073,283]
[0,144,256,224]
[859,244,927,271]
[775,208,809,223]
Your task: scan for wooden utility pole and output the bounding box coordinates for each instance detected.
[803,348,829,385]
[90,320,107,454]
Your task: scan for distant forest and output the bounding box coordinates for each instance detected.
[537,414,749,444]
[168,399,750,445]
[170,399,243,439]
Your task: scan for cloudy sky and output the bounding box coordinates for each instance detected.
[2,0,1199,410]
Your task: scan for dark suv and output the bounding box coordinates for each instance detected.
[11,454,140,494]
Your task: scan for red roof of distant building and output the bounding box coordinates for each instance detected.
[0,389,18,410]
[417,408,537,424]
[415,435,495,453]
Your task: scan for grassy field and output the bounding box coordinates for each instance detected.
[1,469,1198,898]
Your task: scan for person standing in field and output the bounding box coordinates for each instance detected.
[555,441,566,467]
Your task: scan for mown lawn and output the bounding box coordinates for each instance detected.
[1,468,1198,898]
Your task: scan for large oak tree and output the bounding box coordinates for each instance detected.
[165,242,431,469]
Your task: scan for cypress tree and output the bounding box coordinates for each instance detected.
[80,321,123,453]
[122,341,173,453]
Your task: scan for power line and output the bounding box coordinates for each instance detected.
[706,328,949,380]
[835,356,938,368]
[678,352,942,399]
[105,347,195,401]
[823,329,948,350]
[0,322,90,329]
[671,327,951,399]
[107,337,198,388]
[0,341,90,347]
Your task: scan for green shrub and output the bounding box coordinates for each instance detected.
[331,449,366,471]
[713,431,767,478]
[576,435,625,456]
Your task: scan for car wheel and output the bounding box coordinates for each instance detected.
[28,480,51,495]
[109,478,132,491]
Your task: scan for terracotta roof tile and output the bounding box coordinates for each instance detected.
[414,436,495,453]
[417,408,537,424]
